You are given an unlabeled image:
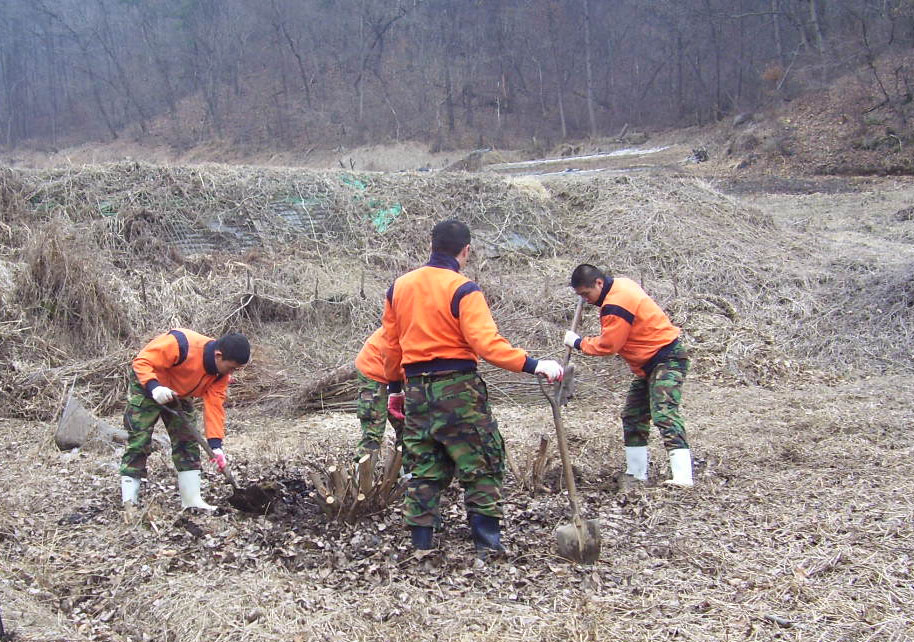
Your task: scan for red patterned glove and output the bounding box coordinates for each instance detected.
[387,392,405,420]
[210,448,227,472]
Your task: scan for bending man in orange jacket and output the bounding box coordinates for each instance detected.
[120,329,250,511]
[353,326,404,459]
[564,264,693,487]
[381,219,563,557]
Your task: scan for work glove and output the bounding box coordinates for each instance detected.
[534,359,564,383]
[210,448,227,472]
[152,385,176,405]
[387,392,405,420]
[564,330,582,350]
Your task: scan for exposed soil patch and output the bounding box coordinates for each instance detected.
[712,175,875,196]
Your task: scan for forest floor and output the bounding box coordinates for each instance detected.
[2,374,912,641]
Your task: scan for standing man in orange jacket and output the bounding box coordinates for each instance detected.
[381,219,564,557]
[120,329,250,511]
[564,264,693,487]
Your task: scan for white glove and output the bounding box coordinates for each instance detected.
[152,386,176,405]
[564,330,581,349]
[534,359,564,383]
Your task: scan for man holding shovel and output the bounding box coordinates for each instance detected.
[381,219,564,558]
[564,264,693,487]
[119,329,250,511]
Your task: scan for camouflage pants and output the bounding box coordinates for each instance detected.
[119,374,202,478]
[621,342,690,451]
[402,371,504,528]
[355,371,404,458]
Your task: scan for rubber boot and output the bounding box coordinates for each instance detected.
[177,470,216,511]
[468,513,505,560]
[664,448,694,487]
[624,446,649,481]
[121,475,140,505]
[410,526,434,550]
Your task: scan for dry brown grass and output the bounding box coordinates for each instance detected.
[1,164,910,422]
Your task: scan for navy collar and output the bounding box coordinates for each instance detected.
[426,252,460,272]
[595,278,614,306]
[203,341,220,376]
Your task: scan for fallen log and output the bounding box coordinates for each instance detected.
[55,393,168,452]
[292,364,359,413]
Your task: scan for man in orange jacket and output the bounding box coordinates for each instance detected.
[564,264,693,487]
[119,329,250,511]
[381,219,563,557]
[353,326,404,459]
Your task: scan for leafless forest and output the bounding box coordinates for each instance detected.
[2,0,914,151]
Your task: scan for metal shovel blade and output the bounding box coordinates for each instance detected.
[556,516,602,564]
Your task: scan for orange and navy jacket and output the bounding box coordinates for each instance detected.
[132,329,231,441]
[575,277,680,378]
[355,327,403,384]
[381,252,538,390]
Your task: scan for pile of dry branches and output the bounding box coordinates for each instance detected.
[0,163,906,421]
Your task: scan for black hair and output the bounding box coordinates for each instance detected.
[216,333,250,364]
[431,219,471,256]
[570,264,609,288]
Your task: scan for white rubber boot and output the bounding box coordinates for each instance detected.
[177,470,216,511]
[624,446,649,481]
[665,449,694,487]
[121,476,140,505]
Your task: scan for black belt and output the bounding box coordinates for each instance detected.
[406,369,474,382]
[404,358,477,379]
[642,339,680,378]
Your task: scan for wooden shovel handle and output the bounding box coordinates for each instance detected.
[562,296,586,370]
[159,403,240,488]
[540,295,587,517]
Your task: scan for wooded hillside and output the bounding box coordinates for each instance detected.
[3,1,914,152]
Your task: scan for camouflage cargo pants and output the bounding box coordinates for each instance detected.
[621,342,690,451]
[402,371,504,528]
[355,371,404,458]
[119,374,202,478]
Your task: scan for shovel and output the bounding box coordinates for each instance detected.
[159,403,277,514]
[539,296,602,563]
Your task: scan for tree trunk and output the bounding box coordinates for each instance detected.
[771,0,784,66]
[582,0,597,137]
[547,6,568,139]
[809,0,825,56]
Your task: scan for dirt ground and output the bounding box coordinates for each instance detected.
[2,373,912,642]
[1,166,913,641]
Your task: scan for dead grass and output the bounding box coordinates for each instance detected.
[1,164,911,422]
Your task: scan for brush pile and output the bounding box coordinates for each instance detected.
[306,445,406,524]
[0,162,907,421]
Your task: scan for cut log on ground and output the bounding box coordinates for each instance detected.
[55,393,169,452]
[292,364,358,413]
